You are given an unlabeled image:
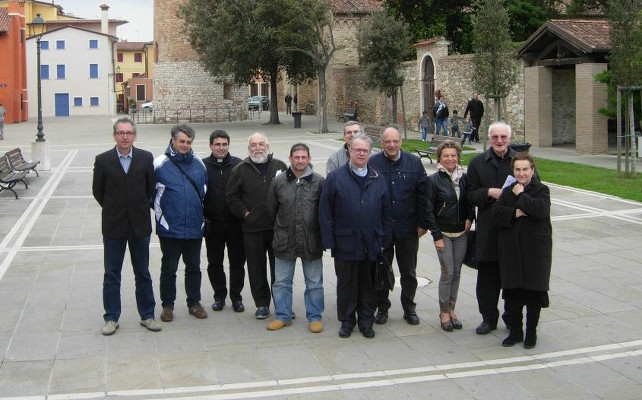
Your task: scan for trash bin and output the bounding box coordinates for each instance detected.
[509,142,531,153]
[292,112,302,129]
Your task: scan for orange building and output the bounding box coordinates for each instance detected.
[0,0,27,124]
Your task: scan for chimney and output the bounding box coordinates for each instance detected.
[100,4,109,34]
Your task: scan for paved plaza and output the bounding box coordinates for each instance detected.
[0,114,641,399]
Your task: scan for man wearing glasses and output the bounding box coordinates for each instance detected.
[92,118,161,335]
[466,121,517,335]
[326,121,362,174]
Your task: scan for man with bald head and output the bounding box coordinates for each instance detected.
[226,133,287,319]
[369,125,428,326]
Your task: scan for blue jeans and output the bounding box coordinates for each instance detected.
[435,118,448,136]
[272,257,324,322]
[103,235,155,322]
[421,127,428,141]
[159,237,203,308]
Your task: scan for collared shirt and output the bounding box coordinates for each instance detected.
[117,148,132,173]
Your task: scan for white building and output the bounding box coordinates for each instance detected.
[26,25,118,117]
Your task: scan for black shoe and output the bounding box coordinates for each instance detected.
[232,300,245,312]
[339,327,352,338]
[255,306,269,319]
[403,311,420,325]
[361,328,375,339]
[375,309,388,325]
[524,330,537,349]
[502,330,524,347]
[212,299,225,311]
[292,312,296,320]
[440,317,453,332]
[450,316,462,329]
[475,321,497,335]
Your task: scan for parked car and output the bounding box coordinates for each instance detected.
[247,96,269,111]
[141,101,153,110]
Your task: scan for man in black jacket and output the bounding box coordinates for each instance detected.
[466,121,517,335]
[226,133,287,319]
[464,92,484,143]
[203,130,245,313]
[92,118,160,335]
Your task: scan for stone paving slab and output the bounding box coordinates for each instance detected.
[0,114,640,399]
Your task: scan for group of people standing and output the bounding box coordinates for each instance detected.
[93,117,551,349]
[418,92,485,144]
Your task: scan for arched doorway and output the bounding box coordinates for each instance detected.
[421,56,435,114]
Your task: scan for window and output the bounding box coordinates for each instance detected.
[136,84,146,101]
[89,39,98,49]
[132,72,140,78]
[56,64,65,79]
[134,53,142,62]
[41,65,49,79]
[40,40,49,50]
[89,64,98,79]
[115,73,123,83]
[90,97,99,106]
[56,40,65,49]
[74,97,83,107]
[117,52,123,62]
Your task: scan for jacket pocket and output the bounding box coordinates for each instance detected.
[272,228,289,253]
[334,227,355,255]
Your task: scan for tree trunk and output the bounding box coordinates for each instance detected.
[391,88,398,124]
[268,71,280,125]
[494,97,500,122]
[318,64,329,133]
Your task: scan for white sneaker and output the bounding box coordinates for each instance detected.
[140,318,162,332]
[101,320,119,336]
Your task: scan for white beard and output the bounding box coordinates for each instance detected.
[249,152,268,164]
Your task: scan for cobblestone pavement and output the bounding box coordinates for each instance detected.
[0,114,640,399]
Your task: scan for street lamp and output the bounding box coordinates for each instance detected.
[29,14,46,142]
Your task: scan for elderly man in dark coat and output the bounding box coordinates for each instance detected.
[491,153,551,349]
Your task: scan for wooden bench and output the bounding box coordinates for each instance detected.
[416,134,450,164]
[337,108,357,122]
[0,155,28,199]
[5,148,40,177]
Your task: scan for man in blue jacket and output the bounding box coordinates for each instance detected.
[369,125,428,326]
[154,124,208,322]
[319,134,392,339]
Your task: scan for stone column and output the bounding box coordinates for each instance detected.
[524,66,552,147]
[575,63,608,154]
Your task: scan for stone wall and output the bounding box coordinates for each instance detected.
[153,61,247,122]
[154,0,197,63]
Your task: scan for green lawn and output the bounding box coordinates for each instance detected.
[401,138,642,202]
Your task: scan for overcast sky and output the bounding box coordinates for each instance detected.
[56,0,154,42]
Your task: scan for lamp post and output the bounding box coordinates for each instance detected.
[29,14,46,142]
[28,14,50,170]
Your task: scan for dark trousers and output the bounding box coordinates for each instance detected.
[377,235,418,312]
[334,259,376,332]
[205,221,246,302]
[103,234,155,322]
[476,261,502,326]
[159,237,203,308]
[471,118,481,142]
[243,230,275,308]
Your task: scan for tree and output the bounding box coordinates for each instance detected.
[282,0,337,133]
[506,0,549,42]
[179,0,317,124]
[471,0,519,126]
[608,0,642,176]
[566,0,608,16]
[358,12,409,124]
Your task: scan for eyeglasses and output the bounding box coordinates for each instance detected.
[115,131,136,136]
[489,135,509,141]
[351,148,370,154]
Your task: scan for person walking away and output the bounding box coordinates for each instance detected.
[285,93,293,115]
[418,111,430,142]
[464,92,484,143]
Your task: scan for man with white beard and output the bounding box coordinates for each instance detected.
[226,133,287,319]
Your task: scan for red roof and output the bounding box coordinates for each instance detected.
[117,41,153,51]
[331,0,383,14]
[547,19,609,51]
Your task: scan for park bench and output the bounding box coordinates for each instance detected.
[416,134,449,164]
[337,107,357,122]
[0,155,28,199]
[5,148,40,177]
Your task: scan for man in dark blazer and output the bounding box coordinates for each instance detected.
[92,117,161,336]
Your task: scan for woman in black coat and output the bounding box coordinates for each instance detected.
[490,153,552,349]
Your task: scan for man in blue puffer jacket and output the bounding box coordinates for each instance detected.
[153,124,208,323]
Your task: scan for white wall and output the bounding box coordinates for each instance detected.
[27,27,117,118]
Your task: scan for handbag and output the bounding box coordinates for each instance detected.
[373,254,395,292]
[463,230,479,270]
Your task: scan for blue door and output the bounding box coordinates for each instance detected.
[55,93,69,117]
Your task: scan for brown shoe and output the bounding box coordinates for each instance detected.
[267,319,292,331]
[309,321,323,333]
[160,306,174,322]
[188,303,208,319]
